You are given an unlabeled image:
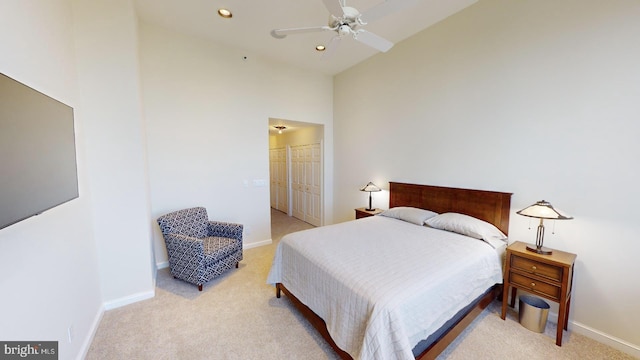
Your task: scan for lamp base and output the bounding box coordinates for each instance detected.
[365,208,375,211]
[526,244,553,255]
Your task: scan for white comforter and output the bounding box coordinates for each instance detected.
[267,215,503,360]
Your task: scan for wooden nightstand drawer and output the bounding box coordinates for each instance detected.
[511,255,562,282]
[509,271,561,301]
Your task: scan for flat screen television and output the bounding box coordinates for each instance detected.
[0,72,79,230]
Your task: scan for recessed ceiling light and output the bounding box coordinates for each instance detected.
[218,8,232,18]
[316,45,326,51]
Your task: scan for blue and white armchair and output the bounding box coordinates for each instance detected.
[157,207,243,291]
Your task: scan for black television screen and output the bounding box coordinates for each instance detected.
[0,72,79,230]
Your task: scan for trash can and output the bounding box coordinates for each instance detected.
[519,295,550,333]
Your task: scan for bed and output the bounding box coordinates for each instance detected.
[267,182,512,360]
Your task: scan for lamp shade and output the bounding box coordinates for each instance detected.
[360,182,381,193]
[517,200,572,220]
[517,200,572,255]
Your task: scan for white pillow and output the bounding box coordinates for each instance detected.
[425,212,507,247]
[379,207,438,225]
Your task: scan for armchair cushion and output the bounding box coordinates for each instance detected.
[203,236,242,266]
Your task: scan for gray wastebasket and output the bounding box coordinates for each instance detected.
[519,295,550,333]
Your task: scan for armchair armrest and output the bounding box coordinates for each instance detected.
[207,221,243,242]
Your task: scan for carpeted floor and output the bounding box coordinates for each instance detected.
[86,209,636,359]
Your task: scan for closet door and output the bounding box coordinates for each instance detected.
[269,149,278,209]
[276,147,288,213]
[304,143,322,226]
[291,146,305,220]
[269,147,289,213]
[291,143,322,226]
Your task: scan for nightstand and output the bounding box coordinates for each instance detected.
[501,241,577,346]
[355,207,382,219]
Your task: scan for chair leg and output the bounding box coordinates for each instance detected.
[198,284,203,291]
[236,262,239,269]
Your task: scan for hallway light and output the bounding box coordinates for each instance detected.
[217,8,232,18]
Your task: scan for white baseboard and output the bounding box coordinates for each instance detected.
[77,304,104,360]
[570,320,640,358]
[244,238,272,249]
[80,237,274,359]
[102,289,155,311]
[542,310,640,358]
[78,289,156,359]
[155,239,273,269]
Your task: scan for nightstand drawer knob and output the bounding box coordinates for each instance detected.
[531,266,537,270]
[531,282,536,287]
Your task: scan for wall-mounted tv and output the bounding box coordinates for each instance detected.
[0,72,79,230]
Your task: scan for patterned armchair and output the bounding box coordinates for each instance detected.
[157,207,243,291]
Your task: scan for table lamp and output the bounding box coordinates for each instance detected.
[517,200,573,255]
[360,182,381,211]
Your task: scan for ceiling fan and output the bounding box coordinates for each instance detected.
[271,0,419,58]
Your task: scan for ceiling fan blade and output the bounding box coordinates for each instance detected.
[360,0,421,24]
[321,36,342,59]
[354,30,394,52]
[271,26,332,38]
[322,0,344,17]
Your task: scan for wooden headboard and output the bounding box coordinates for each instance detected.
[389,182,512,235]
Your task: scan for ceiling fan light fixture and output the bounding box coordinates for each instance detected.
[316,45,326,51]
[271,0,401,58]
[217,8,232,18]
[273,125,287,134]
[338,24,351,36]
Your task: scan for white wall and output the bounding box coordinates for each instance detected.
[1,0,157,358]
[334,0,639,355]
[72,0,155,309]
[0,0,102,358]
[138,22,334,265]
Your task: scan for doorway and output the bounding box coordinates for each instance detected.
[268,118,324,227]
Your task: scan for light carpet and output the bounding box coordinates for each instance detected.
[86,209,636,359]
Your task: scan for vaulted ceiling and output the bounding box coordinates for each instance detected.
[134,0,478,76]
